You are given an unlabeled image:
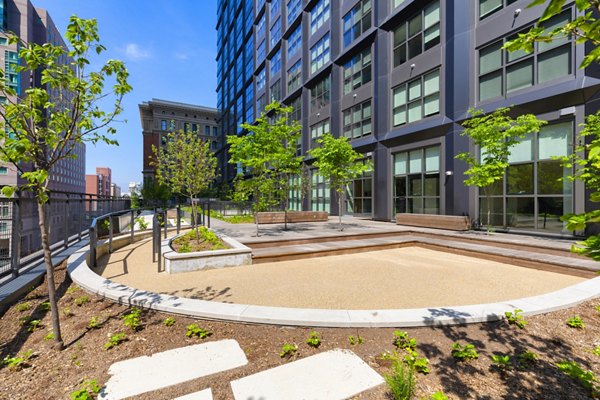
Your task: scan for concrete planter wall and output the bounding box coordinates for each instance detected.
[162,232,252,274]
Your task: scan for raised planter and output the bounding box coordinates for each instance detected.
[256,211,329,224]
[161,232,252,274]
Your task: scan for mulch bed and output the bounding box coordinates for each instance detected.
[0,262,598,399]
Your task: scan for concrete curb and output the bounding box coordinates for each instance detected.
[67,241,600,328]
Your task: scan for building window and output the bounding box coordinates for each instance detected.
[257,67,266,91]
[270,80,281,102]
[160,120,167,130]
[393,1,440,67]
[311,171,330,212]
[287,0,302,25]
[184,122,190,133]
[213,126,218,136]
[343,0,372,48]
[478,121,573,232]
[0,222,6,232]
[478,11,572,101]
[310,0,330,35]
[287,25,302,58]
[257,94,266,113]
[288,174,302,211]
[271,0,280,15]
[0,166,7,175]
[192,123,198,133]
[343,48,372,95]
[4,50,19,95]
[287,59,302,92]
[310,33,330,74]
[205,126,210,135]
[270,49,281,76]
[479,0,518,19]
[310,119,330,148]
[169,119,176,131]
[310,75,330,111]
[393,69,440,126]
[270,17,282,48]
[346,159,372,215]
[289,96,302,155]
[257,14,266,38]
[257,0,266,11]
[394,146,441,215]
[343,100,372,139]
[257,39,266,62]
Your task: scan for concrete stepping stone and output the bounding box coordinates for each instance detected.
[99,339,247,400]
[230,349,384,400]
[173,388,212,400]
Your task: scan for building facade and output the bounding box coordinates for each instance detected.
[216,0,600,235]
[85,167,112,198]
[139,98,221,187]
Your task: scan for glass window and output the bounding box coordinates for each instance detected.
[343,100,372,140]
[270,80,281,102]
[310,119,330,147]
[310,33,330,74]
[257,40,266,62]
[479,0,518,19]
[393,1,440,68]
[270,49,281,76]
[310,0,330,35]
[310,75,330,110]
[257,14,266,38]
[287,25,302,58]
[257,67,266,91]
[270,17,282,48]
[342,0,372,48]
[343,48,372,95]
[346,158,372,215]
[287,0,302,25]
[160,120,167,130]
[310,171,330,212]
[287,59,302,92]
[393,69,440,127]
[271,0,280,15]
[0,166,7,175]
[394,146,440,214]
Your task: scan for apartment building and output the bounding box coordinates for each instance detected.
[216,0,600,235]
[139,98,221,187]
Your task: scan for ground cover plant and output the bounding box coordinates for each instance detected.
[0,264,599,399]
[171,228,229,253]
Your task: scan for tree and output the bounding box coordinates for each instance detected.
[0,17,131,349]
[504,0,600,68]
[308,133,372,231]
[228,101,302,236]
[455,108,546,230]
[141,181,172,208]
[152,129,217,242]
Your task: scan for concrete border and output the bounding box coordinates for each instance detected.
[67,237,600,328]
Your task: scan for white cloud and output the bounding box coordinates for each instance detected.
[124,43,151,60]
[174,51,196,61]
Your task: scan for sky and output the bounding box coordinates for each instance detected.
[32,0,219,193]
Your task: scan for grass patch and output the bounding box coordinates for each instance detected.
[171,227,229,253]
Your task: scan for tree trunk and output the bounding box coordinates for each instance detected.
[484,187,492,233]
[254,211,259,237]
[338,190,343,232]
[190,198,199,244]
[37,201,64,350]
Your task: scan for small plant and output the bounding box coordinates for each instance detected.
[27,319,42,333]
[186,324,212,339]
[491,354,513,372]
[44,331,55,341]
[63,307,74,317]
[393,330,417,350]
[66,286,80,294]
[104,333,127,350]
[179,242,192,253]
[39,301,51,311]
[2,350,33,371]
[595,304,600,314]
[74,295,91,307]
[279,343,298,358]
[557,360,599,397]
[384,359,415,400]
[504,309,527,329]
[451,342,479,361]
[122,307,142,331]
[403,350,430,374]
[135,217,148,230]
[306,331,321,348]
[88,317,102,330]
[348,335,363,346]
[517,350,539,369]
[163,317,176,327]
[18,315,32,326]
[70,379,101,400]
[15,302,31,312]
[592,346,600,357]
[430,392,449,400]
[567,316,585,329]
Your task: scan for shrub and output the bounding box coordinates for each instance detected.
[74,296,91,307]
[306,331,321,348]
[384,359,415,400]
[393,330,417,350]
[557,361,599,397]
[279,343,298,358]
[567,316,585,329]
[39,301,51,311]
[491,354,512,372]
[163,317,176,327]
[70,379,101,400]
[451,342,479,361]
[104,333,127,350]
[403,350,430,374]
[15,302,31,312]
[87,317,101,330]
[504,309,527,329]
[186,324,211,339]
[122,308,142,331]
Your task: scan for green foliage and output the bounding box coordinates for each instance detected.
[403,350,430,374]
[87,317,101,330]
[504,0,600,68]
[505,309,528,329]
[451,342,479,361]
[122,308,142,331]
[456,108,546,228]
[308,133,373,230]
[430,391,449,400]
[172,228,227,252]
[69,379,101,400]
[66,286,80,294]
[491,354,513,372]
[596,304,600,314]
[18,315,32,326]
[566,315,585,329]
[141,181,172,208]
[393,331,417,350]
[27,319,42,332]
[104,333,127,350]
[74,296,91,306]
[63,308,74,318]
[134,217,148,230]
[163,317,176,327]
[2,349,33,371]
[557,360,600,397]
[186,324,212,339]
[306,331,321,348]
[348,335,363,345]
[279,343,298,358]
[44,331,55,341]
[384,358,415,400]
[15,302,31,312]
[591,346,600,357]
[39,301,51,311]
[228,102,303,235]
[517,350,539,369]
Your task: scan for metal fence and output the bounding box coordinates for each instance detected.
[0,191,130,280]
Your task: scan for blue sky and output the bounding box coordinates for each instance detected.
[33,0,219,192]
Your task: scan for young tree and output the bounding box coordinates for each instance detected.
[308,133,372,231]
[0,17,131,349]
[455,108,546,230]
[228,101,302,236]
[140,181,172,208]
[152,129,217,242]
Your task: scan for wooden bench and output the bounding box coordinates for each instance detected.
[256,211,329,224]
[396,213,471,231]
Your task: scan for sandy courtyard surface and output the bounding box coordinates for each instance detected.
[98,238,584,309]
